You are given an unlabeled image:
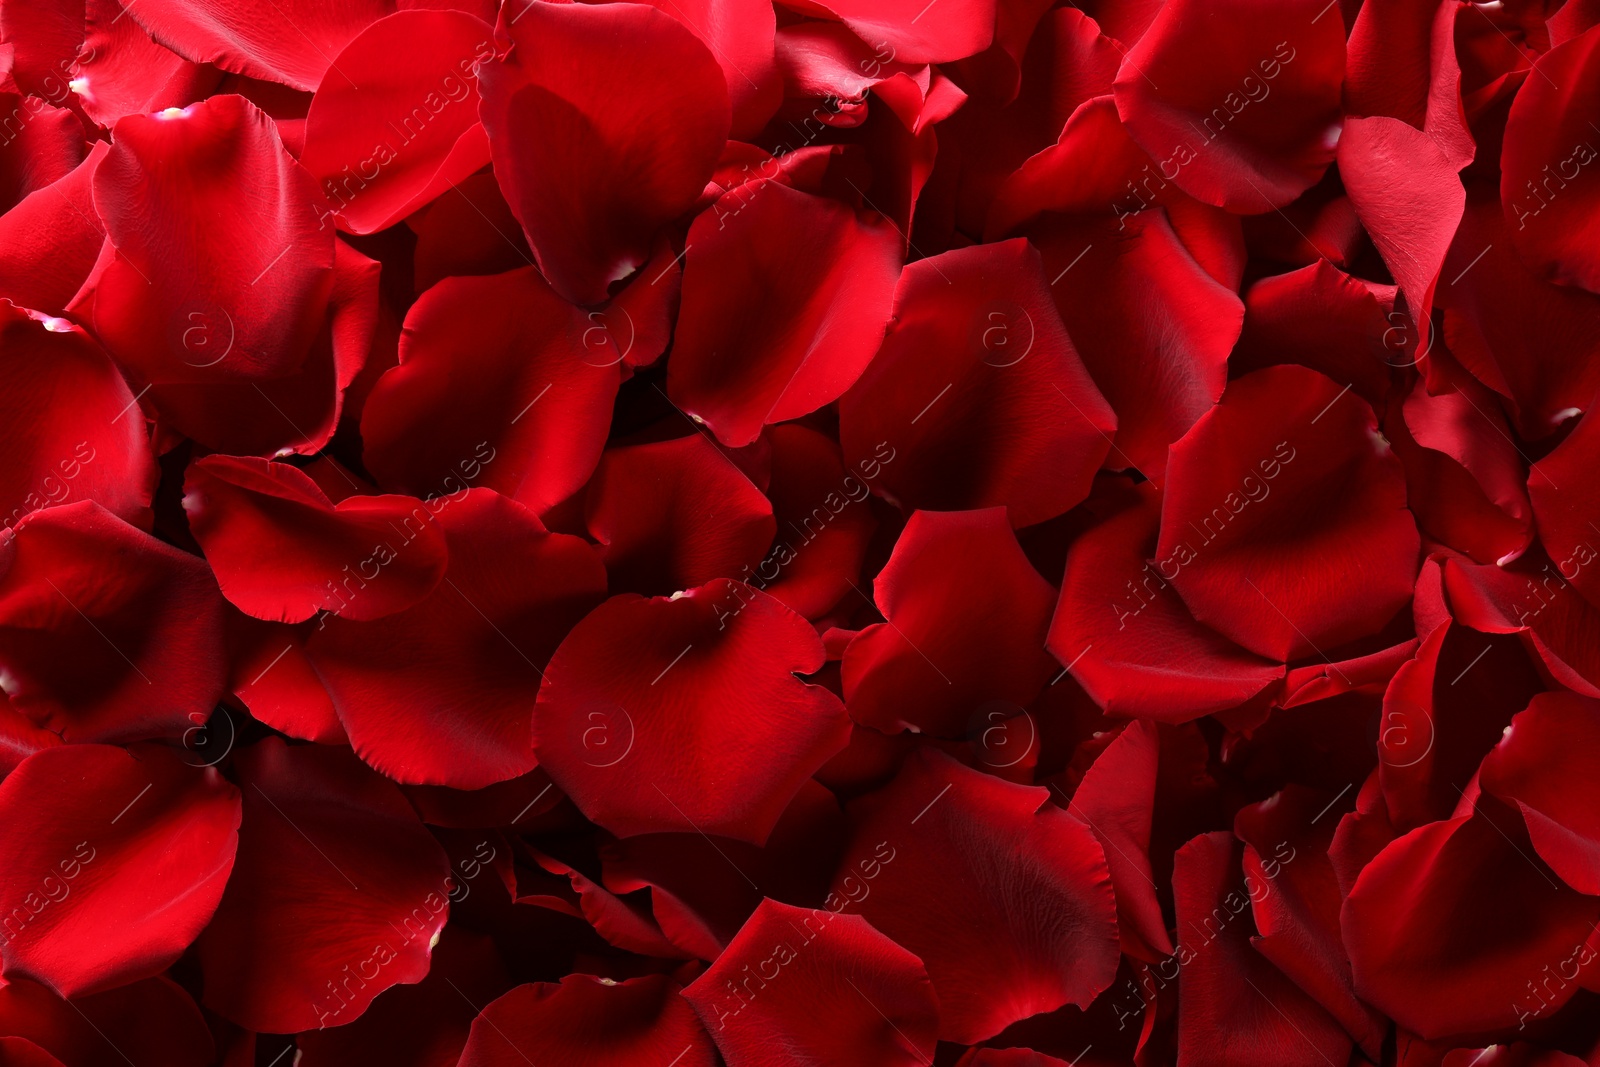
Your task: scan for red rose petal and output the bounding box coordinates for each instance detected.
[185,455,449,623]
[833,749,1119,1043]
[301,11,495,235]
[1501,24,1600,293]
[1172,832,1352,1067]
[361,265,623,515]
[458,975,716,1067]
[307,489,605,788]
[0,501,226,743]
[0,744,239,998]
[1157,365,1419,661]
[121,0,392,91]
[227,615,346,744]
[0,976,214,1067]
[667,180,902,446]
[1065,720,1174,963]
[0,305,155,533]
[792,0,996,64]
[0,143,109,315]
[585,434,775,598]
[1112,0,1345,211]
[1480,691,1600,896]
[1439,184,1600,441]
[1030,208,1240,481]
[1336,115,1464,355]
[1049,481,1282,720]
[1342,795,1600,1039]
[842,508,1057,737]
[71,94,334,387]
[682,898,941,1067]
[195,737,453,1033]
[534,579,851,844]
[839,238,1115,527]
[752,423,878,620]
[73,0,217,128]
[477,0,729,304]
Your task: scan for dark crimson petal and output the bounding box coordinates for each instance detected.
[1336,115,1464,355]
[1501,24,1600,292]
[838,238,1115,527]
[0,306,156,532]
[144,239,378,457]
[0,144,108,315]
[301,11,495,234]
[406,170,531,294]
[307,489,606,788]
[1439,184,1600,442]
[70,94,335,387]
[195,737,453,1033]
[534,579,851,844]
[0,976,214,1067]
[227,615,346,744]
[1172,832,1352,1067]
[0,744,239,998]
[1031,208,1240,481]
[458,975,716,1067]
[122,0,393,91]
[632,0,781,140]
[683,898,939,1067]
[585,434,775,598]
[841,508,1056,737]
[955,1052,1074,1067]
[1481,692,1600,895]
[296,926,513,1067]
[184,455,449,623]
[834,749,1119,1043]
[1343,0,1472,169]
[1530,406,1600,608]
[0,501,226,742]
[1111,0,1345,211]
[1442,551,1600,698]
[0,96,82,214]
[794,0,995,64]
[1377,620,1542,833]
[1234,788,1387,1060]
[361,266,623,515]
[753,424,877,620]
[1064,720,1173,963]
[1233,259,1394,404]
[73,0,218,127]
[0,694,59,778]
[1395,375,1533,566]
[944,9,1121,237]
[667,180,902,446]
[1342,796,1600,1039]
[600,778,843,959]
[477,0,729,304]
[1157,365,1419,661]
[1049,481,1282,720]
[0,1036,65,1066]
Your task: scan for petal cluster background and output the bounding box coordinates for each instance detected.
[0,0,1596,1064]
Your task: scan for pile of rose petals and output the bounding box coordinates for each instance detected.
[3,0,1600,1063]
